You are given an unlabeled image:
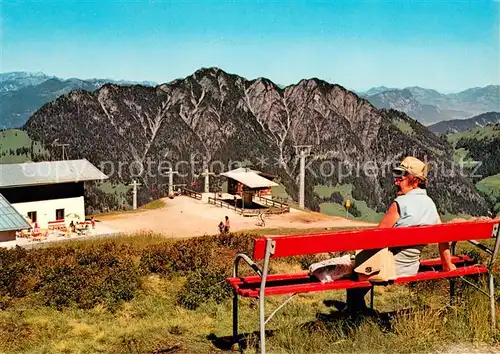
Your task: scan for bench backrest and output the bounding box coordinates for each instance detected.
[253,221,499,260]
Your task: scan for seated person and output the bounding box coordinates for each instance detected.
[346,156,456,312]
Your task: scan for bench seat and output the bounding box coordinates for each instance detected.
[227,256,486,298]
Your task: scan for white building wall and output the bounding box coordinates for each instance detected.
[12,196,85,228]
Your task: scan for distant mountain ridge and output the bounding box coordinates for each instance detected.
[361,85,499,124]
[428,112,500,134]
[366,89,453,125]
[0,72,54,92]
[23,67,488,216]
[0,72,157,129]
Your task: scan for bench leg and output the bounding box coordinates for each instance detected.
[489,273,496,332]
[490,228,500,332]
[449,279,456,306]
[259,294,266,354]
[450,242,456,306]
[233,290,239,345]
[259,238,274,354]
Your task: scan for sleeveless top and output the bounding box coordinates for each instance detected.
[392,189,440,276]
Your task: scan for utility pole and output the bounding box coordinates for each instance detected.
[200,168,215,193]
[52,141,70,160]
[129,179,142,210]
[61,144,69,160]
[167,168,179,196]
[294,145,312,209]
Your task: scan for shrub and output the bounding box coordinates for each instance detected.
[0,247,35,298]
[348,201,362,217]
[139,238,213,275]
[139,243,174,275]
[176,265,232,310]
[330,191,343,204]
[167,237,216,273]
[139,233,256,276]
[213,232,256,254]
[39,258,140,311]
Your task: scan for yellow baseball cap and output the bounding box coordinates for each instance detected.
[393,156,428,181]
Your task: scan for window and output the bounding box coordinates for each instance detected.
[56,209,65,221]
[27,211,37,223]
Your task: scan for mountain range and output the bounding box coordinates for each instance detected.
[22,67,489,216]
[361,86,499,125]
[428,112,500,134]
[0,71,498,129]
[0,72,156,129]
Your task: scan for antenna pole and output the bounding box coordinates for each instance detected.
[294,145,312,209]
[130,179,142,210]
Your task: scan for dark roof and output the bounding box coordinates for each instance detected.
[0,159,108,188]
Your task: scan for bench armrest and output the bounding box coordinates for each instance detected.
[234,253,262,278]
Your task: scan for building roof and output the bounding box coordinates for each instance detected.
[0,159,108,188]
[0,193,31,231]
[220,168,279,189]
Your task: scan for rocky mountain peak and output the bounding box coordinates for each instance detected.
[24,68,489,215]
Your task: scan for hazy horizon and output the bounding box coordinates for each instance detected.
[1,67,499,95]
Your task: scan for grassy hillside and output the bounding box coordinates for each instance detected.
[446,124,499,177]
[447,125,498,146]
[273,183,384,223]
[96,181,132,209]
[476,173,500,216]
[446,124,499,215]
[0,129,49,163]
[314,184,384,223]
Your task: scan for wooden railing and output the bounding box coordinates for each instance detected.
[208,197,290,216]
[255,196,290,211]
[181,188,202,200]
[208,197,239,211]
[207,197,261,215]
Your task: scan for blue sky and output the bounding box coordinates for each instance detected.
[1,0,498,92]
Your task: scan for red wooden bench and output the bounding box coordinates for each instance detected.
[227,220,500,353]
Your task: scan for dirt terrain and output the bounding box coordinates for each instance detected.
[98,195,375,237]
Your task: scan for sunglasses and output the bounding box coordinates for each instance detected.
[393,171,407,181]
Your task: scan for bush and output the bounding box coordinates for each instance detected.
[212,232,256,254]
[0,247,35,298]
[39,258,140,311]
[176,265,232,310]
[139,243,174,275]
[330,191,343,204]
[165,237,214,273]
[0,242,141,311]
[348,201,362,217]
[139,233,255,275]
[0,234,256,311]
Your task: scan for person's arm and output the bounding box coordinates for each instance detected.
[378,202,400,228]
[436,215,456,272]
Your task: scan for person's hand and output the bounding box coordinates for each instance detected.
[442,263,457,272]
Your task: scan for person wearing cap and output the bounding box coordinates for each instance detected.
[345,156,456,312]
[383,156,456,274]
